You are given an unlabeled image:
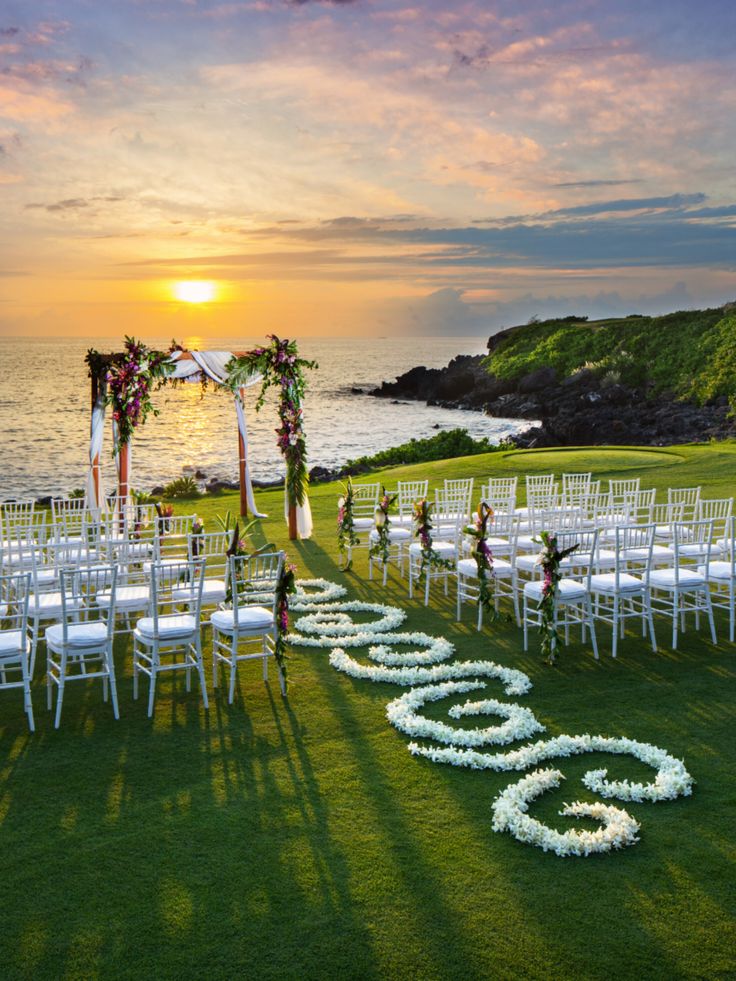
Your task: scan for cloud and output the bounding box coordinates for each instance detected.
[25,195,124,212]
[552,179,644,189]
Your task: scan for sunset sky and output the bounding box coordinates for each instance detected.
[1,0,735,337]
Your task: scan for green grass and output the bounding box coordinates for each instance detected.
[2,443,736,980]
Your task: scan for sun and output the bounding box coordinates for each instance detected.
[173,280,216,303]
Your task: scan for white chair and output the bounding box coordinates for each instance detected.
[481,476,518,505]
[668,486,701,521]
[342,482,381,566]
[45,565,119,729]
[1,500,35,550]
[95,541,151,634]
[698,498,733,554]
[0,572,34,731]
[409,509,462,605]
[169,530,229,608]
[522,531,599,659]
[588,524,657,657]
[647,520,716,649]
[133,558,208,717]
[211,552,284,703]
[394,480,429,527]
[457,519,520,629]
[562,472,593,507]
[608,478,640,499]
[368,504,411,585]
[700,515,736,642]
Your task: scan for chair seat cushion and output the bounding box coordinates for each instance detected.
[118,541,153,558]
[698,562,735,581]
[0,630,25,658]
[368,527,411,543]
[45,621,108,650]
[210,607,274,633]
[409,541,455,556]
[524,578,587,601]
[135,614,197,639]
[589,572,645,593]
[515,553,541,573]
[647,568,705,588]
[96,585,149,611]
[457,558,512,578]
[352,517,374,531]
[622,545,674,564]
[674,543,711,558]
[29,592,81,616]
[171,579,227,603]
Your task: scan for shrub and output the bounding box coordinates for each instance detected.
[161,476,201,499]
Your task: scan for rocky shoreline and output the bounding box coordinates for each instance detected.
[369,352,735,448]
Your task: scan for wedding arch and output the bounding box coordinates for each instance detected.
[84,336,316,539]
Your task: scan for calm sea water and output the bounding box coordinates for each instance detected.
[0,335,531,500]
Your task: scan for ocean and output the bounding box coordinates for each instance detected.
[0,335,531,500]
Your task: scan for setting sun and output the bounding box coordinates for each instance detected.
[173,280,216,303]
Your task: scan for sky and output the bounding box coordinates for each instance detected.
[1,0,735,338]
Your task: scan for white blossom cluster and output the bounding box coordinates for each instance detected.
[491,768,641,857]
[287,577,694,858]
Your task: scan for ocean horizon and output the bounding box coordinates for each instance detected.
[0,335,532,501]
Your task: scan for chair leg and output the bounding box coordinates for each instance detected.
[212,630,220,687]
[108,646,120,720]
[228,637,238,704]
[704,589,717,644]
[147,645,158,718]
[612,595,619,659]
[646,591,657,652]
[586,597,599,660]
[54,652,67,729]
[195,637,208,709]
[22,657,34,733]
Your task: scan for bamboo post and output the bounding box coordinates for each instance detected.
[238,386,248,518]
[288,488,297,540]
[118,440,130,521]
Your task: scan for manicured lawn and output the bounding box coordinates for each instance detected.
[1,443,735,980]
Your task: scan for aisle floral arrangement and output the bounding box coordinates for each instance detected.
[337,478,359,569]
[226,336,317,511]
[274,560,297,689]
[465,502,500,621]
[412,498,453,579]
[536,530,579,665]
[370,487,398,565]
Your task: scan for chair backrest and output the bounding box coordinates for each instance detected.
[650,501,685,527]
[697,497,733,536]
[188,530,229,580]
[562,472,593,497]
[672,519,714,569]
[444,477,474,500]
[351,483,381,517]
[612,523,655,579]
[548,528,597,577]
[609,478,641,498]
[148,558,205,636]
[1,500,35,539]
[229,551,283,629]
[722,515,736,571]
[397,481,429,517]
[58,564,118,647]
[0,572,31,657]
[526,483,560,512]
[484,476,518,498]
[51,497,88,524]
[668,486,701,518]
[154,514,198,560]
[480,488,517,515]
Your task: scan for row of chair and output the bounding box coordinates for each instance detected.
[0,549,286,731]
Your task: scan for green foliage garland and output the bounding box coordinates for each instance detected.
[226,336,317,509]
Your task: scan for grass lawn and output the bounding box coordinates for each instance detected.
[2,442,735,980]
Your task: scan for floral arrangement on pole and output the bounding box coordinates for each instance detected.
[274,559,297,691]
[155,502,174,538]
[337,478,360,569]
[466,502,500,622]
[190,515,205,557]
[413,498,453,579]
[92,336,173,452]
[226,336,317,512]
[370,487,398,565]
[535,530,579,665]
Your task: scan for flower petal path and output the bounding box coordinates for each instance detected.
[287,579,694,857]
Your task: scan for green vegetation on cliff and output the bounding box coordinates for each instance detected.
[484,307,736,405]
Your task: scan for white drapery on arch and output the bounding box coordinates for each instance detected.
[84,347,312,537]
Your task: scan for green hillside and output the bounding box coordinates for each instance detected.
[484,307,736,406]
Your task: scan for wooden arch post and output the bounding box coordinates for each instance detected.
[90,370,102,508]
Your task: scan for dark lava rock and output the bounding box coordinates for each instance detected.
[309,465,338,484]
[517,367,557,394]
[195,469,207,479]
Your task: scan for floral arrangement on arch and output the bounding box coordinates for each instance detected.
[466,502,501,622]
[337,478,360,569]
[87,336,174,453]
[535,530,579,665]
[370,486,397,565]
[412,498,453,579]
[226,336,317,511]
